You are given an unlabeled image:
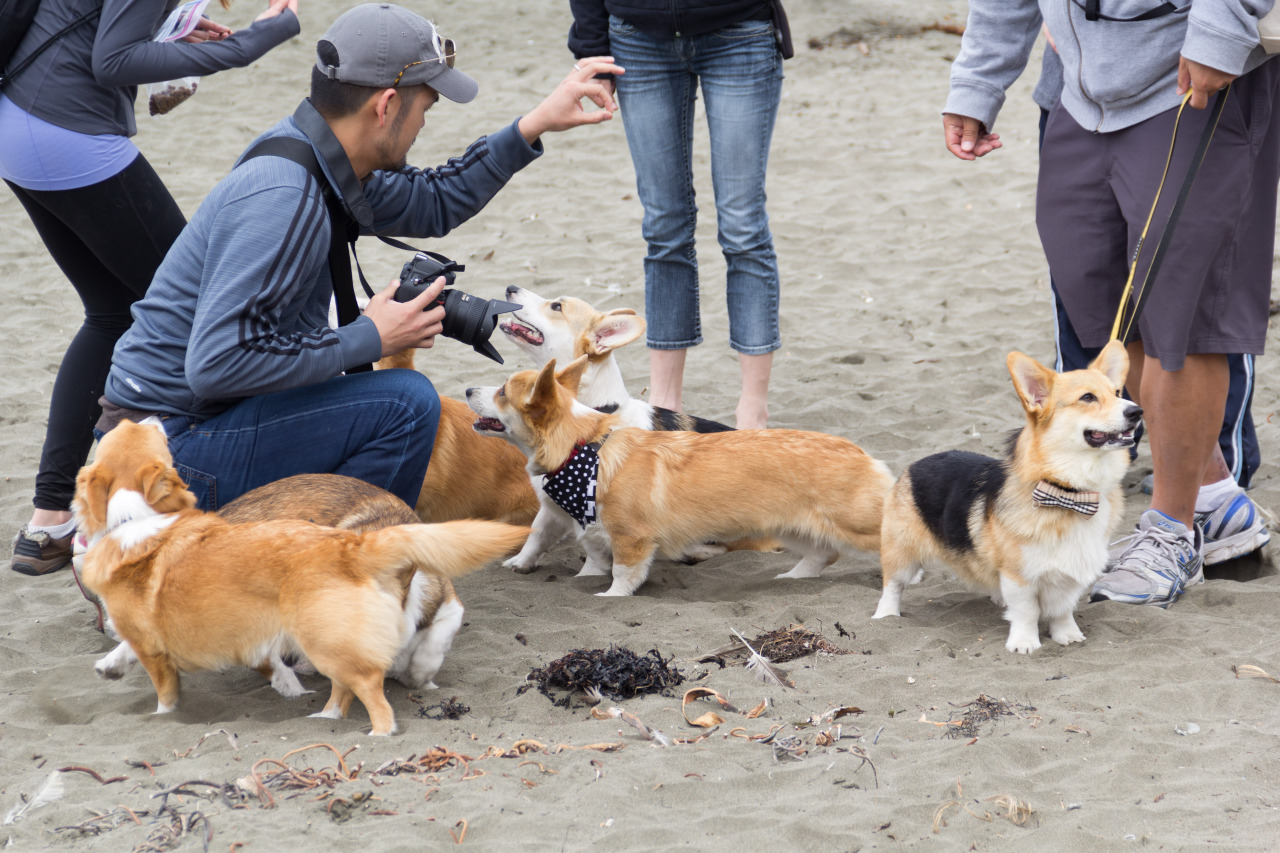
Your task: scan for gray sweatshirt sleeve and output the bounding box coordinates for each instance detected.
[1183,0,1276,74]
[944,0,1043,131]
[92,0,300,87]
[363,120,543,238]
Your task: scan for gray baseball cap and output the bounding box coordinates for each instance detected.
[316,3,478,103]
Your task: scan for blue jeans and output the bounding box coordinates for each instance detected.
[609,16,783,354]
[158,370,440,511]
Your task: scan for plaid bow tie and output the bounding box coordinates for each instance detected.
[1032,480,1100,516]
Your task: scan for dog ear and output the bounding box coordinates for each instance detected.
[556,354,591,398]
[1089,340,1130,389]
[586,310,644,356]
[525,359,561,425]
[1007,352,1053,414]
[139,460,179,509]
[153,468,196,513]
[75,466,110,535]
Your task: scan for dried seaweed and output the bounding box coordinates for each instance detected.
[706,624,849,664]
[940,695,1037,739]
[417,696,471,720]
[525,647,684,706]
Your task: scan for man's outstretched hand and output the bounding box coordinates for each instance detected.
[518,57,624,144]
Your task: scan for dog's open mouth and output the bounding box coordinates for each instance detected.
[500,319,543,346]
[474,417,506,433]
[1085,428,1136,449]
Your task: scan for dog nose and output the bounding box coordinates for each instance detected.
[1126,404,1144,422]
[505,285,520,299]
[465,387,475,399]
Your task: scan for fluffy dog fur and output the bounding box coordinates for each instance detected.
[496,286,778,571]
[218,474,473,693]
[872,341,1142,654]
[467,357,892,596]
[380,348,539,526]
[75,421,528,735]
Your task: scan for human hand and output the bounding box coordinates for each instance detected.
[942,113,1002,160]
[254,0,297,24]
[364,277,448,355]
[1177,56,1236,110]
[517,57,623,143]
[181,17,232,42]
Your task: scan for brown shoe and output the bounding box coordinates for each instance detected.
[9,525,74,576]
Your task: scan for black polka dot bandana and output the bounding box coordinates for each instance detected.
[542,441,602,528]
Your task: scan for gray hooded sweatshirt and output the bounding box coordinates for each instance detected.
[947,0,1276,133]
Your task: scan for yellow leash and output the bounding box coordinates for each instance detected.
[1108,85,1231,344]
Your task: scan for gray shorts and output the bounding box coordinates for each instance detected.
[1037,59,1280,371]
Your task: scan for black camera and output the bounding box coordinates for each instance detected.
[393,251,520,364]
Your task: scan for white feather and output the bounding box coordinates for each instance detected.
[3,772,64,825]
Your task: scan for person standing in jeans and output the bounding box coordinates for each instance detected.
[568,1,791,429]
[1,0,301,577]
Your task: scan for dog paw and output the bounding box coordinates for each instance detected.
[1051,626,1086,646]
[308,708,344,721]
[95,660,126,680]
[679,543,727,564]
[504,556,540,574]
[775,568,822,580]
[596,587,633,597]
[1005,632,1042,654]
[871,605,899,620]
[94,644,136,680]
[575,562,611,577]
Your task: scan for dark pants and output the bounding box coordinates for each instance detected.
[1037,108,1261,488]
[6,154,187,512]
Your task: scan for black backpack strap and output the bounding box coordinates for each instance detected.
[239,136,372,373]
[0,4,101,90]
[1078,0,1179,22]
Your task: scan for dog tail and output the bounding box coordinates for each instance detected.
[365,521,530,588]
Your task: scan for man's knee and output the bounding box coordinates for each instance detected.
[373,368,441,422]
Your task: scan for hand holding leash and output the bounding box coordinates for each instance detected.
[1177,57,1236,110]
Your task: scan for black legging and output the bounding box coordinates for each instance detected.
[6,153,186,511]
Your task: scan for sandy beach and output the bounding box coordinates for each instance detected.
[3,0,1279,849]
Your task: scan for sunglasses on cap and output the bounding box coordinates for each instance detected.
[392,32,456,88]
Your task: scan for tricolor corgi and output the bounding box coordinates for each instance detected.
[872,341,1142,654]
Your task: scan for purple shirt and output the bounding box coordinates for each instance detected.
[0,95,138,190]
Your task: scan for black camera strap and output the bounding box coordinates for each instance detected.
[238,102,471,374]
[239,135,375,373]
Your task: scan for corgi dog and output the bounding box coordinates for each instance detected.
[74,421,527,735]
[378,350,538,526]
[217,474,473,693]
[496,286,777,571]
[466,356,892,596]
[91,472,495,698]
[498,286,732,434]
[872,341,1142,654]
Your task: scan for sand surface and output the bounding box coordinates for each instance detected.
[3,1,1279,850]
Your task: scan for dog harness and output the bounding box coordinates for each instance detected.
[543,439,606,528]
[1032,480,1100,516]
